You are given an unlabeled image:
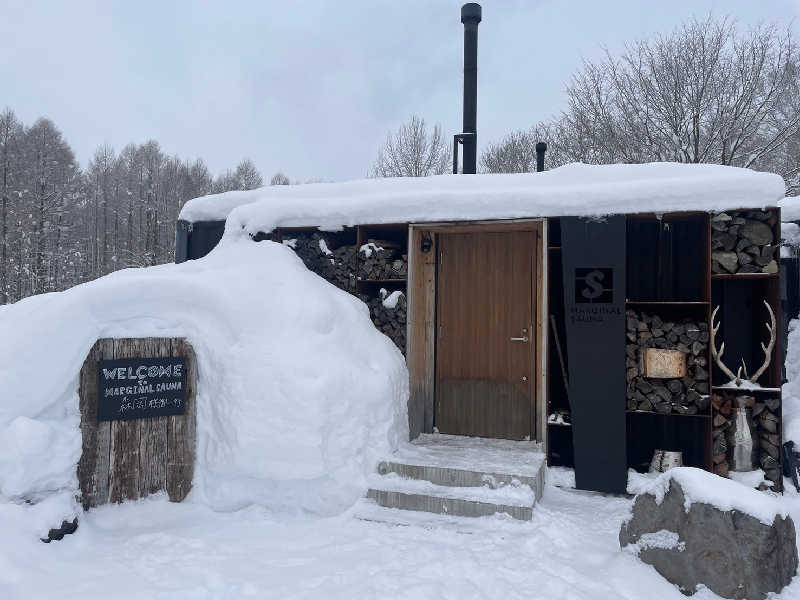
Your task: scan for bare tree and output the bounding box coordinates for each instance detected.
[235,158,263,190]
[0,108,21,304]
[270,171,290,185]
[482,15,799,191]
[481,123,571,173]
[371,115,451,177]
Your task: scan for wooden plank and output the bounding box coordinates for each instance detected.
[533,223,545,443]
[137,338,169,498]
[167,339,197,502]
[420,220,541,234]
[108,339,141,503]
[77,338,113,509]
[406,227,437,439]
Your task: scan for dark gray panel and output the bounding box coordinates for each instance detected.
[561,216,627,493]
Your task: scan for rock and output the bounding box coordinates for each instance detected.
[619,474,797,599]
[712,251,739,273]
[695,394,710,412]
[737,251,753,265]
[739,264,762,273]
[667,380,683,393]
[712,212,733,223]
[762,260,778,274]
[765,397,781,412]
[714,462,729,477]
[713,413,728,427]
[741,220,774,246]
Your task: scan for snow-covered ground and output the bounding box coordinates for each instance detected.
[0,478,796,600]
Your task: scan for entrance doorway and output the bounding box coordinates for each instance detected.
[435,230,538,440]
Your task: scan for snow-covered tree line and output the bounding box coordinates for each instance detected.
[481,16,800,194]
[0,108,265,305]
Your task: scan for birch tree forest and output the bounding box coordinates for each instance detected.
[0,108,263,305]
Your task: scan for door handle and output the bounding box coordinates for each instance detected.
[510,327,529,343]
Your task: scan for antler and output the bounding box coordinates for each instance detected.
[749,300,776,383]
[711,305,741,385]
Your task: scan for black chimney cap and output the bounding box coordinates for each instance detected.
[461,3,482,24]
[536,142,547,152]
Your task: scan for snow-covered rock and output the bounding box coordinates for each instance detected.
[0,237,408,523]
[620,467,797,599]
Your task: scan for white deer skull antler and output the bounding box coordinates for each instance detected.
[711,301,777,386]
[748,300,776,384]
[711,305,740,385]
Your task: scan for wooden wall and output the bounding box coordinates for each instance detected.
[77,338,197,508]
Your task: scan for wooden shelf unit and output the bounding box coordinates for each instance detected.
[547,208,783,487]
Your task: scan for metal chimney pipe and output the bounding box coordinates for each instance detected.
[461,3,481,174]
[536,141,547,172]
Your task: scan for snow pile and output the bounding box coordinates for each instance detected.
[623,529,685,555]
[179,163,785,235]
[636,467,787,525]
[782,319,800,446]
[780,196,800,222]
[0,237,408,530]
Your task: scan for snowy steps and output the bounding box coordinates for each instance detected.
[362,434,546,522]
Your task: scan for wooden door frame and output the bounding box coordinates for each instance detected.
[407,219,547,442]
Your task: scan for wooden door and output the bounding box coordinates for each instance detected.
[435,230,537,440]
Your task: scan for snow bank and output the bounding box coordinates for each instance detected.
[636,467,787,525]
[179,163,784,237]
[782,319,800,446]
[780,196,800,222]
[0,237,408,522]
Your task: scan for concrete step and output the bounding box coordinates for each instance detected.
[366,473,536,520]
[377,460,544,500]
[352,498,531,531]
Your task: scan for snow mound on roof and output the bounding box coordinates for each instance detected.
[179,163,785,235]
[637,467,787,525]
[0,237,408,526]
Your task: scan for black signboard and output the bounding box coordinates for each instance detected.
[98,357,187,421]
[561,216,627,494]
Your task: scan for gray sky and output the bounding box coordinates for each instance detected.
[2,0,799,182]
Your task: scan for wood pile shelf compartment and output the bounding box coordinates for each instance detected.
[624,212,713,474]
[710,208,783,489]
[272,224,409,354]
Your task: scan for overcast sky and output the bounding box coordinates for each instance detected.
[2,0,799,182]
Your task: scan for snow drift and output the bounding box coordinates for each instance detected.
[0,237,408,531]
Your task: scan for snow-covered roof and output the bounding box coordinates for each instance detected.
[179,163,785,238]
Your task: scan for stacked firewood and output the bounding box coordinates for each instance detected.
[626,310,711,414]
[362,290,407,354]
[359,239,408,280]
[280,232,408,354]
[711,393,781,488]
[711,209,779,274]
[283,233,358,292]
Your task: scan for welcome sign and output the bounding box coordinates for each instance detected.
[97,357,187,421]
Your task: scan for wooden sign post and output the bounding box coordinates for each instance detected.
[77,338,197,509]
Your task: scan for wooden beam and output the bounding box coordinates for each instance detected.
[167,339,197,501]
[407,227,437,439]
